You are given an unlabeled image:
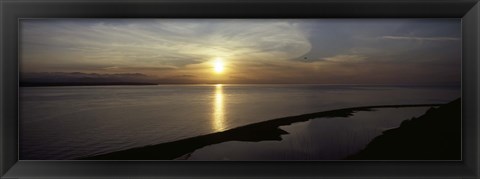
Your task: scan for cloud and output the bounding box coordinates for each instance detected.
[21,19,312,73]
[295,54,370,63]
[19,19,461,85]
[322,54,367,63]
[102,66,176,72]
[380,36,460,41]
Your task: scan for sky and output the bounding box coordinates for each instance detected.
[20,19,461,85]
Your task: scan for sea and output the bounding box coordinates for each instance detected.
[19,84,460,160]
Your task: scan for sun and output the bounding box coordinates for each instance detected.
[213,58,225,73]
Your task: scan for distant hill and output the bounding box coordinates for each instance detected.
[347,98,461,160]
[20,82,158,87]
[20,72,158,86]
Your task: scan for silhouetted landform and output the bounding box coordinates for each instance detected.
[20,72,159,86]
[20,82,158,87]
[20,72,464,86]
[347,98,461,160]
[81,103,443,160]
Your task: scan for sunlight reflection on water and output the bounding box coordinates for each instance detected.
[213,84,225,132]
[20,85,460,159]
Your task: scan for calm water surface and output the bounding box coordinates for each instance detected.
[19,84,460,160]
[187,107,429,160]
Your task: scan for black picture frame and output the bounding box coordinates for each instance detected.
[1,0,479,178]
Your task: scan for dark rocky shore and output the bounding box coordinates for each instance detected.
[347,98,461,160]
[81,103,443,160]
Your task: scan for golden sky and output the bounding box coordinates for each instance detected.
[20,19,461,85]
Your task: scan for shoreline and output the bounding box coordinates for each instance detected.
[346,98,461,160]
[81,103,443,160]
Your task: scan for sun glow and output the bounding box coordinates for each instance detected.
[213,58,225,73]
